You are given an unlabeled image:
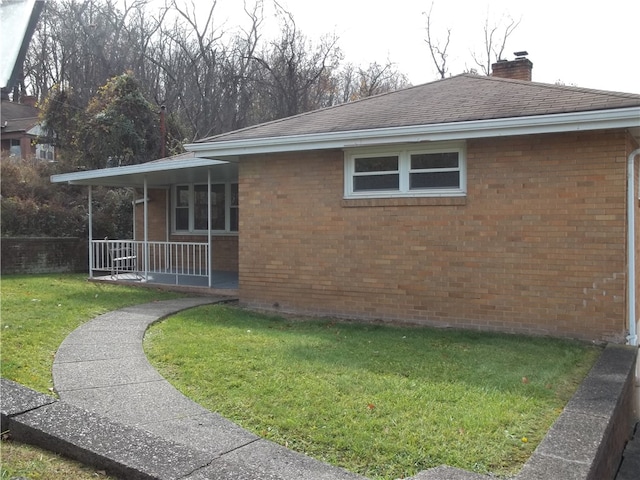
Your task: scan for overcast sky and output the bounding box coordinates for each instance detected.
[211,0,639,94]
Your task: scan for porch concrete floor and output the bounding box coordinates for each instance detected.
[92,270,239,291]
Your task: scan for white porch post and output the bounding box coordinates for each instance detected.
[88,185,93,279]
[144,177,149,281]
[208,169,212,288]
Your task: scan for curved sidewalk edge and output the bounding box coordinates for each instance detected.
[1,296,637,480]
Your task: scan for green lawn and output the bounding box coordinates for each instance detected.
[144,304,602,479]
[0,274,184,393]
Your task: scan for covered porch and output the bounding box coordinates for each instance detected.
[51,153,239,294]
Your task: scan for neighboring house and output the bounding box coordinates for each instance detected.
[52,57,640,343]
[0,97,53,161]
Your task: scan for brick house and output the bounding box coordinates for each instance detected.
[0,96,54,161]
[52,58,640,343]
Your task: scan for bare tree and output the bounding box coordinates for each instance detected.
[423,2,451,79]
[216,0,264,131]
[24,0,155,105]
[358,61,410,98]
[337,61,409,102]
[25,0,410,152]
[423,4,521,78]
[250,2,342,119]
[471,14,521,75]
[161,0,226,138]
[152,0,265,139]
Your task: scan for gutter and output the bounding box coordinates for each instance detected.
[627,148,640,346]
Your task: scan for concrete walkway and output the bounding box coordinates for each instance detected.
[51,297,365,480]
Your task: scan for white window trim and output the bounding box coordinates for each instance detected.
[171,182,238,235]
[344,141,466,199]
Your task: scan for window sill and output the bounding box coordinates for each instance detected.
[171,231,239,236]
[341,196,466,208]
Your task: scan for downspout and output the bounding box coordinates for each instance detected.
[165,190,169,243]
[88,185,93,279]
[208,169,212,288]
[165,190,170,274]
[143,177,149,282]
[627,148,640,346]
[132,194,137,241]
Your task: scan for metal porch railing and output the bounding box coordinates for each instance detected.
[92,239,210,282]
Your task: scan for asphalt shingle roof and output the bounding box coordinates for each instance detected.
[0,100,39,133]
[197,74,640,144]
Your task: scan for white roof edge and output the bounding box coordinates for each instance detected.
[185,107,640,157]
[51,157,228,184]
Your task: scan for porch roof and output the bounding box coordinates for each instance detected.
[50,154,234,187]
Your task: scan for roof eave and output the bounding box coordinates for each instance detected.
[185,107,640,157]
[50,158,230,187]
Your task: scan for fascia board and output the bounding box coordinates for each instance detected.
[50,158,227,185]
[185,107,640,157]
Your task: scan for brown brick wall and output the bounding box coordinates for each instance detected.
[238,130,636,341]
[134,189,168,241]
[134,189,238,272]
[170,234,238,271]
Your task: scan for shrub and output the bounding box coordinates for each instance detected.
[0,157,132,238]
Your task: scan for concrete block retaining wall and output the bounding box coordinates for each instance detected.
[515,344,637,480]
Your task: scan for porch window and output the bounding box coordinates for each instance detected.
[344,142,466,198]
[172,183,238,233]
[175,186,190,230]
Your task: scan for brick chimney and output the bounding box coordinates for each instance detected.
[491,52,533,81]
[19,95,37,107]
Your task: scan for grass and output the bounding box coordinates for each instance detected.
[0,438,116,480]
[1,274,184,393]
[144,305,602,479]
[1,274,184,479]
